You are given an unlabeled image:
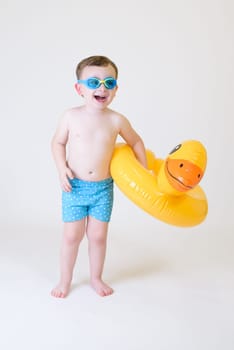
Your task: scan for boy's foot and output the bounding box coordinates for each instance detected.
[91,278,114,297]
[51,283,70,298]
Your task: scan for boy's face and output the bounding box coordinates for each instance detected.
[75,64,118,110]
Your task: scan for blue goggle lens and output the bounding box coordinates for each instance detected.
[78,77,117,90]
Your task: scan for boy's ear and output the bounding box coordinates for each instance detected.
[74,83,83,96]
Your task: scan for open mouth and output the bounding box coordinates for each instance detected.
[94,95,108,102]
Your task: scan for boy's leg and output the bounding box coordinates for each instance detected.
[51,219,86,298]
[86,216,113,297]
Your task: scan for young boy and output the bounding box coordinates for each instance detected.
[51,55,147,298]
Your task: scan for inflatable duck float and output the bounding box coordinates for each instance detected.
[110,140,208,227]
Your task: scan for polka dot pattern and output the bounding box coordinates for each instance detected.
[62,178,114,222]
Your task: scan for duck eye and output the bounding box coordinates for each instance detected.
[169,144,182,154]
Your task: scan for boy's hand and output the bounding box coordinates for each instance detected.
[59,167,74,192]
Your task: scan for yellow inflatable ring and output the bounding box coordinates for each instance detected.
[110,140,208,227]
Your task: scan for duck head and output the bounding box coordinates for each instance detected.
[157,140,207,196]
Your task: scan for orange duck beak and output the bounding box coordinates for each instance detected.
[165,158,204,192]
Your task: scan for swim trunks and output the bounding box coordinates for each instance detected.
[62,177,114,222]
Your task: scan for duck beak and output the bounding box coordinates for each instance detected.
[165,158,204,192]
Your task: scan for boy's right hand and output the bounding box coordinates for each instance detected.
[59,167,74,192]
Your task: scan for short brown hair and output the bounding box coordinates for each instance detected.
[76,55,118,79]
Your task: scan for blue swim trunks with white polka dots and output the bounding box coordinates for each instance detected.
[62,177,114,223]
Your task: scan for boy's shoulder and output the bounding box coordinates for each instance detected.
[60,106,83,121]
[63,106,83,116]
[108,108,128,121]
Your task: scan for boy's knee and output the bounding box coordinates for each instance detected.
[64,230,82,245]
[87,231,106,245]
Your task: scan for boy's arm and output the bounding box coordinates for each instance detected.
[119,116,148,168]
[131,137,148,168]
[51,115,74,192]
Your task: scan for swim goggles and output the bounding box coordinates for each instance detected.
[77,77,117,90]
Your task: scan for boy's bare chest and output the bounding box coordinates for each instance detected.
[69,119,117,142]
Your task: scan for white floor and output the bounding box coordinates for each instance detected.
[1,213,234,350]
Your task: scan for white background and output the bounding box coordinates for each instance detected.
[0,0,234,349]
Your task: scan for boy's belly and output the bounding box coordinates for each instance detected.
[68,136,116,181]
[68,152,113,181]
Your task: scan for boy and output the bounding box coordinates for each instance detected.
[51,55,147,298]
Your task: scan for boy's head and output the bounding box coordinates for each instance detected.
[76,55,118,80]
